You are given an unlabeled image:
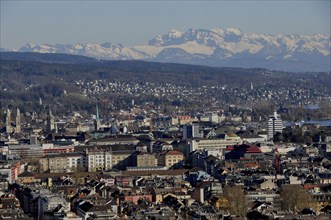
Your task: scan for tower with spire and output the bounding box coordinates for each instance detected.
[94,104,101,131]
[15,108,21,133]
[5,108,12,133]
[47,108,55,133]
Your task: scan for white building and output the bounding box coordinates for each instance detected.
[189,134,242,158]
[267,111,283,140]
[39,153,85,173]
[38,194,70,220]
[87,149,112,172]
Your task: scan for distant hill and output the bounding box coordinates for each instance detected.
[2,52,330,93]
[0,52,97,64]
[0,52,276,86]
[1,52,330,115]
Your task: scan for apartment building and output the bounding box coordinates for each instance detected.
[39,153,85,173]
[158,150,184,168]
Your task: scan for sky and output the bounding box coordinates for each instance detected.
[1,0,330,49]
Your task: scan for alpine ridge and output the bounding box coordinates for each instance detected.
[8,28,331,72]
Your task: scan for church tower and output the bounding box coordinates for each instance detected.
[5,108,12,133]
[15,108,21,133]
[47,108,55,133]
[94,104,101,131]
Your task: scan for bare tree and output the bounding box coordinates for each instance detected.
[219,185,247,217]
[280,184,314,213]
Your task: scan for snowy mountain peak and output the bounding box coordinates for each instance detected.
[225,28,242,35]
[5,28,331,72]
[168,29,183,38]
[101,42,123,49]
[20,43,37,50]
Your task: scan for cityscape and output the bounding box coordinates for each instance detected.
[1,1,331,220]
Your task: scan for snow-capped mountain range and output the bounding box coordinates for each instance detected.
[6,28,331,72]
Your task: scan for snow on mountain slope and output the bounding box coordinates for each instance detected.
[10,28,331,72]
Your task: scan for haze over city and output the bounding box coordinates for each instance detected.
[1,1,330,49]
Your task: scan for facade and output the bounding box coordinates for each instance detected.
[87,136,139,146]
[189,134,242,158]
[87,149,112,172]
[224,144,263,160]
[43,145,75,155]
[29,135,38,145]
[39,153,85,173]
[38,195,70,220]
[111,151,132,169]
[183,124,200,140]
[134,152,157,167]
[245,190,281,208]
[158,150,184,168]
[267,111,283,140]
[8,144,44,159]
[172,116,197,126]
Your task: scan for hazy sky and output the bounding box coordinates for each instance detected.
[1,0,330,49]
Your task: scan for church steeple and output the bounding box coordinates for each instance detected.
[94,104,101,131]
[15,108,21,133]
[5,108,12,133]
[96,104,99,121]
[47,107,55,133]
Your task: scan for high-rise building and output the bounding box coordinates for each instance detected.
[267,111,283,140]
[183,124,200,140]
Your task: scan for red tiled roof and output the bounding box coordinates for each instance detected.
[225,145,234,151]
[245,146,262,153]
[164,150,183,156]
[122,169,188,177]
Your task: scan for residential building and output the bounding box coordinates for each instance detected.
[37,194,70,220]
[267,111,283,140]
[133,152,157,167]
[39,153,85,173]
[158,150,184,168]
[87,148,112,172]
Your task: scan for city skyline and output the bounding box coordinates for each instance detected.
[1,0,330,49]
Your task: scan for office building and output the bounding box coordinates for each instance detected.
[267,111,283,140]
